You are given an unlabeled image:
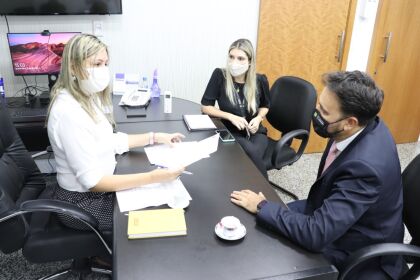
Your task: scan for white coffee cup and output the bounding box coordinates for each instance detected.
[220,216,241,237]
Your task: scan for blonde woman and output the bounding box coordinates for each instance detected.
[47,34,184,231]
[201,39,270,177]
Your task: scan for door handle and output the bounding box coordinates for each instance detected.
[335,31,345,63]
[380,32,392,63]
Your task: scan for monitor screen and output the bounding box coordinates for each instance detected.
[7,32,80,76]
[0,0,122,15]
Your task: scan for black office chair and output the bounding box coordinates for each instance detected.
[263,76,317,200]
[339,154,420,280]
[0,100,112,279]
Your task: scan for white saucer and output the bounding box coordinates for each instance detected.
[214,223,246,241]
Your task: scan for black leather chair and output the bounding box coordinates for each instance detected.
[0,99,112,279]
[263,76,317,200]
[339,154,420,280]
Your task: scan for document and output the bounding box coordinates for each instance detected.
[144,134,219,168]
[127,208,187,239]
[183,114,216,131]
[197,133,219,155]
[145,142,206,168]
[116,178,192,212]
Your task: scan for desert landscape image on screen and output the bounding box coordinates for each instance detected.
[8,33,78,75]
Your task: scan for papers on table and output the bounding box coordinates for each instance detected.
[197,133,219,155]
[183,115,216,131]
[116,134,220,212]
[145,134,219,168]
[116,179,192,212]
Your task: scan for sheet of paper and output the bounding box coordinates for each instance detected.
[116,179,192,212]
[198,133,219,155]
[145,141,210,168]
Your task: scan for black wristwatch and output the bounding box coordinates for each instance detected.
[256,199,268,213]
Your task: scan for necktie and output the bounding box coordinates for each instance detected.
[322,142,338,174]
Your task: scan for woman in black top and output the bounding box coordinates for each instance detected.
[201,39,270,178]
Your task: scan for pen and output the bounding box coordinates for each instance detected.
[245,126,250,140]
[155,165,193,175]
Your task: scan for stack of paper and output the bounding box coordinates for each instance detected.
[116,134,220,213]
[116,179,192,212]
[144,134,219,168]
[183,115,216,131]
[127,208,186,239]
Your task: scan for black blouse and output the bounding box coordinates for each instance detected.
[201,68,270,134]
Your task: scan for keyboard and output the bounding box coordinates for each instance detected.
[9,107,47,123]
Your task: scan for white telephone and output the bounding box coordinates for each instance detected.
[119,88,151,107]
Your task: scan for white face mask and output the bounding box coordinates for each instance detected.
[229,62,249,77]
[79,66,110,95]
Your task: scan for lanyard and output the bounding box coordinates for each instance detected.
[234,86,247,118]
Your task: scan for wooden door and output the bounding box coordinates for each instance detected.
[367,0,420,143]
[257,0,355,152]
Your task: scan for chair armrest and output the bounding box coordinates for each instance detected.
[339,243,420,280]
[271,129,309,168]
[20,199,99,227]
[0,199,112,255]
[31,146,54,159]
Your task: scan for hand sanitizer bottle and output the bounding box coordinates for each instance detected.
[141,76,148,89]
[150,69,161,98]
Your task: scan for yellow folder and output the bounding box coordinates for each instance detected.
[127,208,187,239]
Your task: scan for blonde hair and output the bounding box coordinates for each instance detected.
[47,34,114,126]
[224,38,258,115]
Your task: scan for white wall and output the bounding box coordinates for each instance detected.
[346,0,379,71]
[0,0,381,103]
[0,0,260,103]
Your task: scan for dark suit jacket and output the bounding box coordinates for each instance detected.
[257,117,404,279]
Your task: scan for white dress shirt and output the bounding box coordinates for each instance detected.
[335,127,365,156]
[48,89,129,192]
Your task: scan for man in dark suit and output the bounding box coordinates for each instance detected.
[231,71,404,279]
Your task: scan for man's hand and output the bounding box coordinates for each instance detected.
[228,114,248,130]
[155,133,185,147]
[230,189,266,214]
[248,116,262,134]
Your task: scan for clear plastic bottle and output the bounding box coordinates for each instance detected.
[150,69,161,98]
[142,76,149,89]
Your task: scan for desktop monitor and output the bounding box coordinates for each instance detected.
[7,32,80,76]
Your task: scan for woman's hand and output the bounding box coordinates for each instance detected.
[150,166,185,183]
[230,189,266,214]
[248,116,262,134]
[229,114,248,130]
[155,133,185,147]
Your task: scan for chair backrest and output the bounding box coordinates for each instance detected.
[266,76,317,137]
[0,100,45,254]
[402,153,420,246]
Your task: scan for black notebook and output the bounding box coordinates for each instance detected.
[126,107,147,118]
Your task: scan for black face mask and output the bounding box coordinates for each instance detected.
[312,109,346,138]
